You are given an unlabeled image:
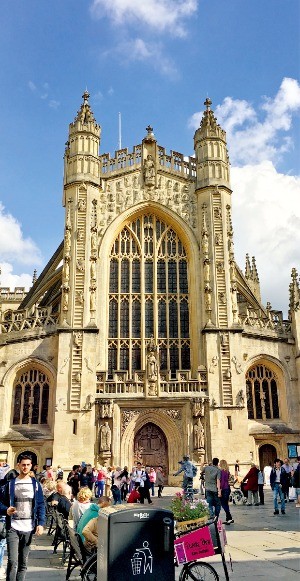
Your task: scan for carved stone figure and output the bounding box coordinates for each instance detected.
[63,260,70,282]
[204,285,212,310]
[194,417,205,449]
[99,421,111,452]
[78,199,86,211]
[202,231,209,255]
[90,288,96,311]
[209,356,218,374]
[147,353,158,382]
[192,398,205,417]
[62,291,69,311]
[232,356,243,374]
[76,259,85,272]
[91,229,98,253]
[64,229,71,254]
[99,400,114,419]
[77,228,83,242]
[76,290,84,304]
[236,390,245,406]
[90,260,96,280]
[144,154,155,186]
[203,259,210,283]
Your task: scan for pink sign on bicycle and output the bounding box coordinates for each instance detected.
[174,525,215,564]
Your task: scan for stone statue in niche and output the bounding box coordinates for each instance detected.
[78,199,86,211]
[62,290,69,311]
[236,390,245,406]
[99,421,111,452]
[194,417,205,450]
[147,353,158,382]
[143,154,155,186]
[64,229,71,255]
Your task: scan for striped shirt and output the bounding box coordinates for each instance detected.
[11,478,34,532]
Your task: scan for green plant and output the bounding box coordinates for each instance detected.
[171,491,210,522]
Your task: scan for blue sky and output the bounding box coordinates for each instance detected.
[0,0,299,316]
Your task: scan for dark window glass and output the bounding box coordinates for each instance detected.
[158,300,167,337]
[179,261,188,293]
[32,384,40,424]
[254,380,262,419]
[145,261,153,293]
[110,259,118,293]
[120,300,129,337]
[41,384,49,424]
[263,379,270,418]
[246,380,254,419]
[108,346,117,376]
[159,347,168,370]
[132,345,141,372]
[120,346,129,370]
[145,300,154,337]
[109,299,118,337]
[157,261,166,293]
[22,384,31,424]
[132,260,141,293]
[121,259,129,293]
[169,300,178,338]
[180,300,189,337]
[170,346,179,377]
[13,385,22,425]
[181,344,190,369]
[271,379,279,418]
[168,261,177,293]
[132,300,141,337]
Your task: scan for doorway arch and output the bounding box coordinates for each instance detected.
[259,444,277,469]
[16,450,38,468]
[134,422,168,474]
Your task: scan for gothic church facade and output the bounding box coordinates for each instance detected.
[0,93,299,478]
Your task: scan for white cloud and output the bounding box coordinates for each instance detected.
[90,0,198,37]
[0,262,33,291]
[0,203,42,266]
[49,99,60,110]
[104,38,179,78]
[231,162,300,315]
[28,81,36,92]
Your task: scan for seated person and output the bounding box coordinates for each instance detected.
[52,482,72,519]
[70,486,93,530]
[127,483,141,503]
[82,517,98,551]
[77,496,111,542]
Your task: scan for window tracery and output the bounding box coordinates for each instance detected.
[108,214,190,377]
[246,364,280,420]
[12,368,50,426]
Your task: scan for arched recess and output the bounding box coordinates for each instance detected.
[245,355,289,423]
[3,357,56,431]
[121,409,183,478]
[97,203,201,377]
[258,443,277,469]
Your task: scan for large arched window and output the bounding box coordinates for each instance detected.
[246,364,280,420]
[108,214,190,378]
[12,368,50,426]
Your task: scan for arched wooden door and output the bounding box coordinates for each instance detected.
[134,422,168,474]
[259,444,277,469]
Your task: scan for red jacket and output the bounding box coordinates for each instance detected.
[243,466,259,492]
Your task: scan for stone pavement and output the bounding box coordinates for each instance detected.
[2,487,299,579]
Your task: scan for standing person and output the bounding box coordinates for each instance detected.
[203,458,221,519]
[132,463,146,503]
[281,458,292,500]
[119,466,129,502]
[173,455,196,498]
[111,467,122,505]
[67,465,80,498]
[141,468,153,505]
[219,460,234,524]
[234,460,240,481]
[0,453,45,581]
[56,465,63,481]
[156,466,165,498]
[149,468,156,497]
[96,466,106,498]
[270,459,288,515]
[263,463,273,487]
[242,463,259,506]
[258,468,265,505]
[291,457,300,507]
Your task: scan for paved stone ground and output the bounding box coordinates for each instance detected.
[2,487,299,579]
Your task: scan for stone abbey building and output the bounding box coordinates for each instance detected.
[0,93,299,479]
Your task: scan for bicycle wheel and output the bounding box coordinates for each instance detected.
[81,553,97,581]
[180,561,219,581]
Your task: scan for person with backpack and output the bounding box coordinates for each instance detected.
[173,455,197,497]
[203,458,222,519]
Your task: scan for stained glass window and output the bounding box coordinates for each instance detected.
[108,214,190,377]
[246,364,280,420]
[12,369,50,426]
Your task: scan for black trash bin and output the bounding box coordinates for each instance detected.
[97,505,174,580]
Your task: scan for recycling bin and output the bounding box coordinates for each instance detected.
[97,505,174,580]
